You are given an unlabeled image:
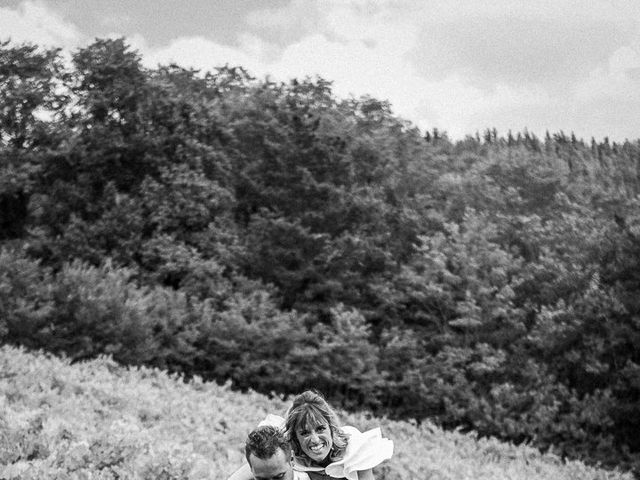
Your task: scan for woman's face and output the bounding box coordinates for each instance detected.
[295,418,333,463]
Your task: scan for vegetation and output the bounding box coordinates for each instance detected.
[0,345,633,479]
[2,37,640,475]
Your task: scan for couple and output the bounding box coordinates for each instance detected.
[228,390,394,480]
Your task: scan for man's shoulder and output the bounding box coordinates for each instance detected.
[293,471,311,480]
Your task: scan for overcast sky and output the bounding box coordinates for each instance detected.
[2,0,640,141]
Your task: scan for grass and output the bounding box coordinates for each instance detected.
[0,345,632,480]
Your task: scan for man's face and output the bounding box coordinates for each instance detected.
[248,448,293,480]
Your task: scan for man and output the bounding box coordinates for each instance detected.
[243,425,310,480]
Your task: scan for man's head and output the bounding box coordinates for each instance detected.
[245,425,294,480]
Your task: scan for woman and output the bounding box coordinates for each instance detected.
[227,390,393,480]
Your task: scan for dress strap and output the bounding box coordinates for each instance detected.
[308,472,345,480]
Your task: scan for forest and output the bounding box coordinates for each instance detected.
[1,38,639,475]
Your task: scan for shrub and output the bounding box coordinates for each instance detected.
[0,248,53,343]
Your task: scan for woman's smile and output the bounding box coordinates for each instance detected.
[296,421,333,463]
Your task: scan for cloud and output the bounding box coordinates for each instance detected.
[0,0,82,48]
[413,77,550,136]
[245,0,327,46]
[237,0,640,139]
[137,0,637,140]
[243,1,553,135]
[574,42,640,102]
[410,16,633,88]
[245,1,429,126]
[4,0,640,140]
[134,35,267,74]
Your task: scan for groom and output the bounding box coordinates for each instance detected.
[245,425,309,480]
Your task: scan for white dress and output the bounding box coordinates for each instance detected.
[259,415,394,480]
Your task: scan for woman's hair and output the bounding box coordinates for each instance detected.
[285,390,350,465]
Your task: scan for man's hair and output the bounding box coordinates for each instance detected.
[245,425,292,465]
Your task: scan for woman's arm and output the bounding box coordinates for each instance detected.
[227,463,253,480]
[357,469,374,480]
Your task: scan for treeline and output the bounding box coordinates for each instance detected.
[1,38,640,474]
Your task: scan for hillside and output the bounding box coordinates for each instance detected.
[0,346,631,480]
[3,37,640,473]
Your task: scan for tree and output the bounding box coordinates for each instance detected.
[0,40,68,239]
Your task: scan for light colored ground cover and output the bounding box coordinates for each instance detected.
[0,345,632,480]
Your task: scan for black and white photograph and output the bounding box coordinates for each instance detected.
[1,1,639,479]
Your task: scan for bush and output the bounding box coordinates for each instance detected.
[0,248,53,343]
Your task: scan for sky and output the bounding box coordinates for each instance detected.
[2,0,640,141]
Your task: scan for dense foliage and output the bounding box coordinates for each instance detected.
[0,345,632,480]
[1,38,640,475]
